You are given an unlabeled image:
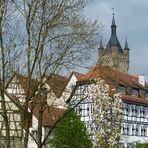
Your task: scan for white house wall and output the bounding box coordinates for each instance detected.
[61,74,78,102]
[7,76,26,104]
[28,114,52,148]
[0,94,23,147]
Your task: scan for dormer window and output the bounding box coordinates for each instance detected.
[131,89,138,97]
[145,92,148,99]
[119,86,126,95]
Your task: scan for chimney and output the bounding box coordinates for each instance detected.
[139,74,145,86]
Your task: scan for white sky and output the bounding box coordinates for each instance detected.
[83,0,148,81]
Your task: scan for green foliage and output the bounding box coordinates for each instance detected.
[135,143,148,148]
[49,110,92,148]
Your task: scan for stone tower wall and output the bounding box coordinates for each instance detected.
[99,46,129,73]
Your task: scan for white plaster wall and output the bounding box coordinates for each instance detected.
[46,74,78,109]
[61,74,77,102]
[28,115,46,148]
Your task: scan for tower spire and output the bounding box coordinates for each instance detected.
[106,11,123,53]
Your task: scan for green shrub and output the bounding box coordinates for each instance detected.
[135,143,148,148]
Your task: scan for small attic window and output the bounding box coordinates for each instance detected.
[71,85,75,91]
[131,89,138,97]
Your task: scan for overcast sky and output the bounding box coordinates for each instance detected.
[83,0,148,81]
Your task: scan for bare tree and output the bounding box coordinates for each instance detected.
[0,0,101,147]
[0,1,22,147]
[12,1,101,148]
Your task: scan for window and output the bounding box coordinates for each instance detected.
[131,105,137,116]
[38,88,47,101]
[126,104,131,116]
[71,85,75,91]
[119,86,126,94]
[123,103,128,115]
[90,104,93,113]
[140,106,144,118]
[132,125,137,136]
[136,125,140,136]
[131,89,138,96]
[117,143,125,148]
[141,126,147,136]
[145,92,148,99]
[136,106,140,117]
[143,107,146,117]
[76,105,82,114]
[87,104,90,116]
[31,130,37,140]
[123,123,129,135]
[44,127,50,137]
[127,143,134,148]
[84,85,88,93]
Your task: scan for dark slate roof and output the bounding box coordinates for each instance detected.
[106,15,123,53]
[106,35,123,52]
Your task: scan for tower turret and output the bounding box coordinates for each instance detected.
[124,38,130,71]
[124,37,130,50]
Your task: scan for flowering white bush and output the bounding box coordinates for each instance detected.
[91,78,123,148]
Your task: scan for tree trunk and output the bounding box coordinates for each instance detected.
[38,106,43,148]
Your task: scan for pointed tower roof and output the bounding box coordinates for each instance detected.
[124,37,130,50]
[106,14,123,53]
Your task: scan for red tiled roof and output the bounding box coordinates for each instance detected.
[46,74,68,98]
[77,66,148,90]
[15,73,68,98]
[72,72,85,81]
[73,66,148,105]
[30,104,65,126]
[16,73,39,98]
[121,95,148,105]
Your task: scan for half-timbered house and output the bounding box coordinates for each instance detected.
[68,66,148,147]
[66,14,148,148]
[0,73,68,147]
